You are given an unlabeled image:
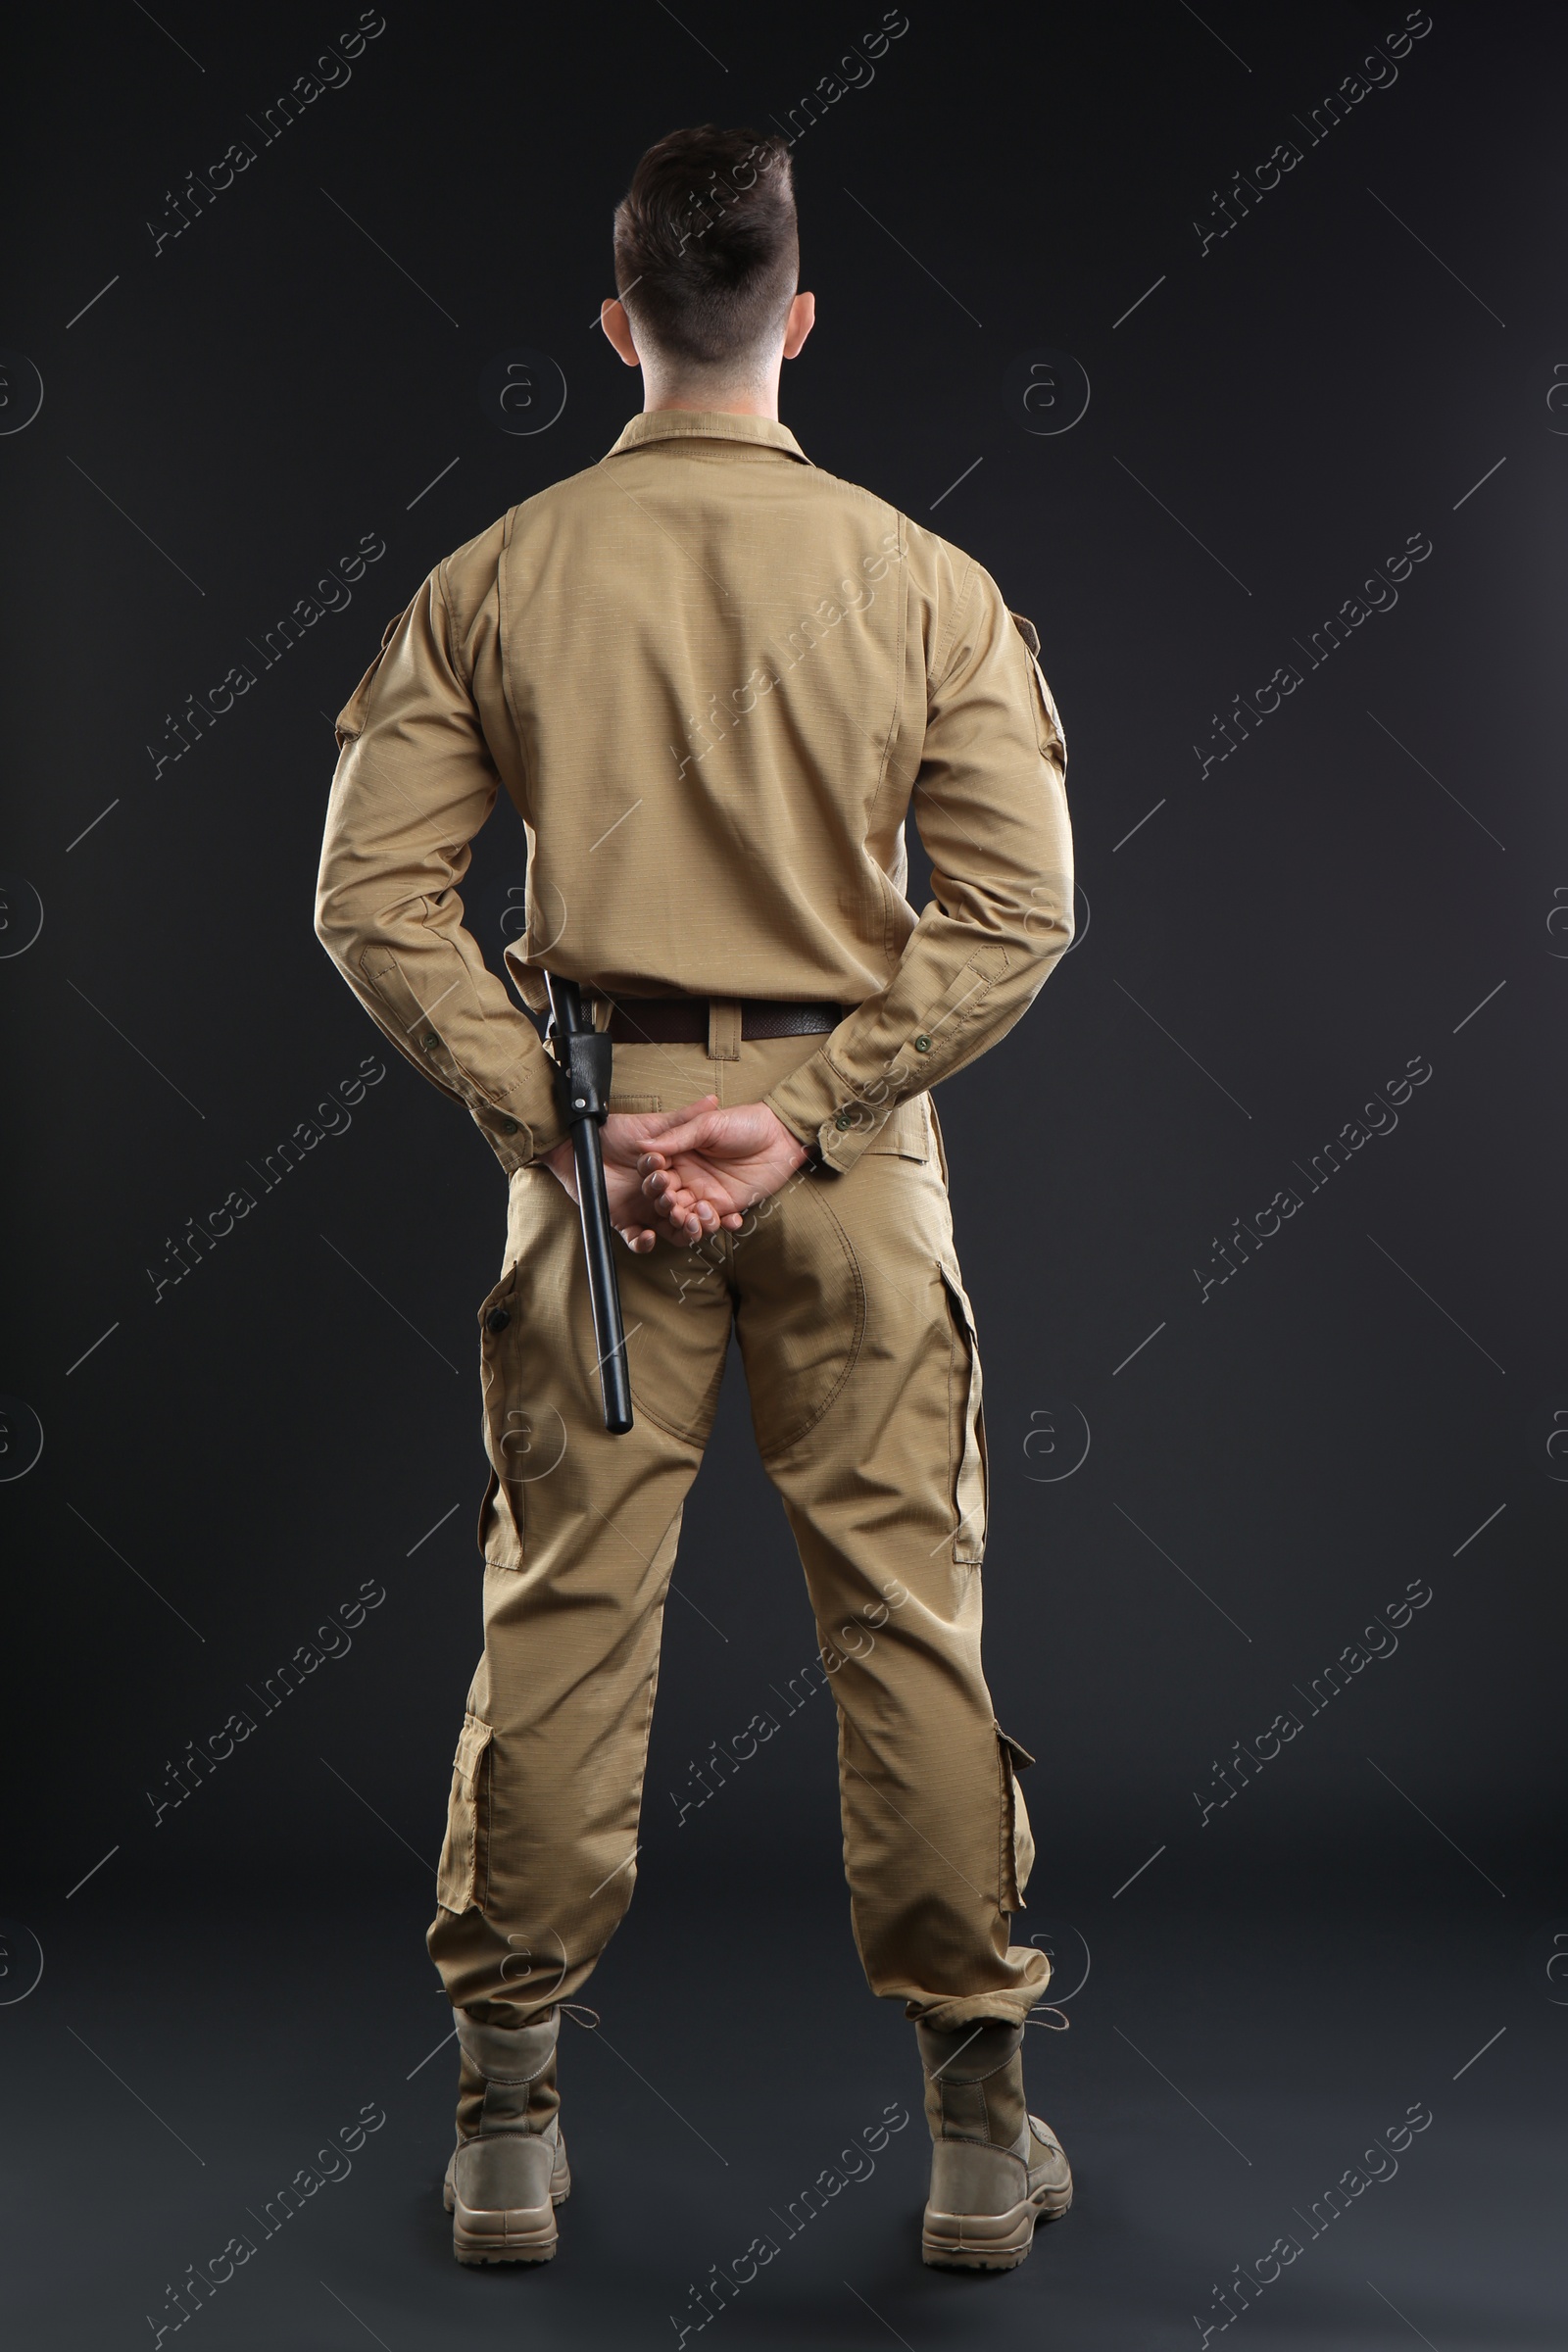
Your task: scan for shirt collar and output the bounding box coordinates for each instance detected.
[606,410,811,465]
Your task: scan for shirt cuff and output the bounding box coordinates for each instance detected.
[762,1051,902,1175]
[468,1100,565,1173]
[447,1034,565,1170]
[467,1057,568,1169]
[358,947,567,1171]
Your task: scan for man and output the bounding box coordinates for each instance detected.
[314,123,1075,2274]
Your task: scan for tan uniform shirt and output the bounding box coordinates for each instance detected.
[315,409,1074,1174]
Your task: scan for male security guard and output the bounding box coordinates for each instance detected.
[315,124,1076,2273]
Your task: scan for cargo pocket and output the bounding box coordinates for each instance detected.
[476,1264,525,1569]
[997,1725,1037,1914]
[435,1712,494,1914]
[940,1265,988,1564]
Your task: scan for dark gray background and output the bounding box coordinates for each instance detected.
[3,2,1564,2344]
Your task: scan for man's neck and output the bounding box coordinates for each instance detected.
[641,382,778,420]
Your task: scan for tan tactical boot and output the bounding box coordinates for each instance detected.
[442,2008,571,2264]
[915,2018,1072,2270]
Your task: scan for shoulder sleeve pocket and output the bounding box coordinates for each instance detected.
[333,609,407,748]
[1008,610,1066,766]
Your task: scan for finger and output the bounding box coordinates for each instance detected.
[651,1178,715,1219]
[654,1190,702,1237]
[653,1168,745,1221]
[637,1095,719,1140]
[641,1097,718,1137]
[641,1112,727,1158]
[643,1169,708,1214]
[658,1186,732,1232]
[642,1200,691,1247]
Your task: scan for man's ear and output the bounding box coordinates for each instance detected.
[783,290,815,361]
[601,298,641,368]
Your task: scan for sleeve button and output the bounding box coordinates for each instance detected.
[421,1032,440,1052]
[500,1116,519,1135]
[485,1306,511,1334]
[834,1111,852,1130]
[913,1034,933,1054]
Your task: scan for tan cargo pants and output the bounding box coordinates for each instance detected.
[426,1029,1049,2033]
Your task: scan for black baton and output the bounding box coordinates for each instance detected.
[544,974,633,1436]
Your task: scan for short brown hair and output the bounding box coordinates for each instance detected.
[612,125,799,369]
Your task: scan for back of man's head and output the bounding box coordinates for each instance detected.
[612,126,799,382]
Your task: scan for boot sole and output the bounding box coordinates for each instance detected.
[444,2155,570,2265]
[921,2184,1072,2271]
[451,2213,558,2265]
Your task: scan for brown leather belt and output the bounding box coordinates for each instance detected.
[600,996,846,1046]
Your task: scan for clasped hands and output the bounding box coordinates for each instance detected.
[541,1095,810,1253]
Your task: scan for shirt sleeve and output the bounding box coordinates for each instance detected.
[761,561,1074,1172]
[314,564,567,1170]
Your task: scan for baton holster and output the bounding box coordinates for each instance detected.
[544,979,633,1435]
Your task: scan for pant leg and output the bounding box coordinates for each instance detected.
[730,1040,1049,2033]
[427,1071,734,2026]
